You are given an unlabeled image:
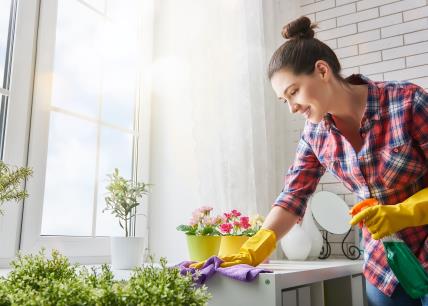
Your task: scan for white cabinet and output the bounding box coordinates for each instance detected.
[282,285,311,306]
[282,289,297,306]
[207,260,367,306]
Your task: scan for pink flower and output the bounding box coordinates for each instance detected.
[231,209,241,217]
[192,209,203,220]
[202,216,217,226]
[233,221,241,228]
[220,223,233,234]
[223,212,232,220]
[240,216,251,229]
[189,216,198,226]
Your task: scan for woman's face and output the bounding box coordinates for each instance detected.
[270,61,333,124]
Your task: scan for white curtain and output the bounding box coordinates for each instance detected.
[188,1,272,217]
[149,0,291,261]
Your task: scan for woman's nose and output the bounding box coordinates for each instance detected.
[288,103,299,114]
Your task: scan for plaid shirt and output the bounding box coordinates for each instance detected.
[274,74,428,296]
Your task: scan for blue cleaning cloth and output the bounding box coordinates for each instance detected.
[177,256,272,285]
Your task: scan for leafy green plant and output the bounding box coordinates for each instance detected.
[82,265,127,306]
[125,256,211,305]
[103,168,151,237]
[0,249,94,306]
[0,250,210,306]
[0,161,32,214]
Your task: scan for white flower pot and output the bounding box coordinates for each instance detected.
[301,202,323,259]
[110,236,144,270]
[280,224,312,260]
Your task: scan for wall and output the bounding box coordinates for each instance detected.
[303,0,428,89]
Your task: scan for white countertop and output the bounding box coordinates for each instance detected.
[257,259,363,287]
[206,259,365,306]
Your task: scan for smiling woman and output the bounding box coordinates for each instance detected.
[264,15,428,306]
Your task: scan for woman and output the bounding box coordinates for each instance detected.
[191,16,428,305]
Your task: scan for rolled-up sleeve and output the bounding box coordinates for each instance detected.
[273,135,325,218]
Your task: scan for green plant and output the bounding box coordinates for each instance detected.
[0,250,210,306]
[125,256,211,305]
[104,168,151,237]
[82,265,127,306]
[0,249,94,306]
[0,161,32,214]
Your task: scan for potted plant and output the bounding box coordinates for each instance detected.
[104,168,151,269]
[0,249,211,305]
[177,206,223,261]
[218,210,265,257]
[0,161,32,215]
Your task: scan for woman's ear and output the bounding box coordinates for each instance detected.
[314,60,330,81]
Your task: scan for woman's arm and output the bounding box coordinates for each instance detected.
[262,206,300,240]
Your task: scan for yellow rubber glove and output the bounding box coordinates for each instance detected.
[189,228,277,269]
[350,188,428,240]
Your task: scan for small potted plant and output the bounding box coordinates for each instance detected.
[177,206,223,261]
[104,168,151,269]
[0,161,32,215]
[218,210,265,257]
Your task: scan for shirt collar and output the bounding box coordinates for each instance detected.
[322,74,380,131]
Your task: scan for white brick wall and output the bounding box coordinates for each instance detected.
[294,0,428,257]
[304,0,428,87]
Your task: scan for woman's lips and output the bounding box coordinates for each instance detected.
[303,107,311,118]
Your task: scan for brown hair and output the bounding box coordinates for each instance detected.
[267,16,344,82]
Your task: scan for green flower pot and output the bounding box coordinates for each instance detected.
[218,235,249,257]
[186,235,221,261]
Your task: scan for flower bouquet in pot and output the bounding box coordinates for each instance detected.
[176,206,223,261]
[103,168,151,269]
[218,210,265,257]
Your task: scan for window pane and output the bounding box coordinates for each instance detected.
[100,33,137,129]
[41,112,97,236]
[95,127,133,236]
[100,1,139,129]
[0,0,12,87]
[38,0,140,239]
[83,0,106,13]
[51,0,103,118]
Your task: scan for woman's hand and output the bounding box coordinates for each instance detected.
[189,228,277,268]
[350,188,428,240]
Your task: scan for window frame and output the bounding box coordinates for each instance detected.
[0,0,17,159]
[0,0,40,266]
[18,0,150,263]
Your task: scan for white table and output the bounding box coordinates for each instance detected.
[206,259,367,306]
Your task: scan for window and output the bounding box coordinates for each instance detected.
[20,0,145,260]
[0,0,40,263]
[0,0,17,159]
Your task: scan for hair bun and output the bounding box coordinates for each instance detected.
[281,16,316,40]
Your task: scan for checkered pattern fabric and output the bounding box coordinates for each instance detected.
[273,74,428,296]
